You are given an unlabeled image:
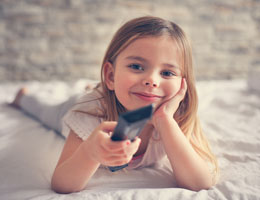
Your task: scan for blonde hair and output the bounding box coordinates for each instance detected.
[97,16,218,181]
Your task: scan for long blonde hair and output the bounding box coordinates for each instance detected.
[97,16,218,180]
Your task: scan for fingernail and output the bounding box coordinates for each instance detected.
[126,141,131,145]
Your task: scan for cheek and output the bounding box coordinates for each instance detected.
[164,78,182,97]
[114,70,137,91]
[114,73,130,92]
[113,71,135,101]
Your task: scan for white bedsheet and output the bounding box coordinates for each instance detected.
[0,79,259,200]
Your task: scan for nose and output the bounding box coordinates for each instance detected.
[142,75,159,88]
[144,81,158,87]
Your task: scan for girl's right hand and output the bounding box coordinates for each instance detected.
[82,121,141,167]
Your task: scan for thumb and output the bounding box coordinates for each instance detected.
[99,121,118,133]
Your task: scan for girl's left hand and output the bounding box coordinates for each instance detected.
[152,78,187,124]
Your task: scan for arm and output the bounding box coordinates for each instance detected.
[51,130,100,193]
[51,121,141,194]
[153,116,213,191]
[152,78,213,191]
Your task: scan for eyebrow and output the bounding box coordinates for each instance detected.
[125,56,180,69]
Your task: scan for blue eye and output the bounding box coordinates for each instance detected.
[161,71,176,77]
[128,64,144,71]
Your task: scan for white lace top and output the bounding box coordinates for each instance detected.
[62,88,167,170]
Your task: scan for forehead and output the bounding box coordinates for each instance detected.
[116,36,182,68]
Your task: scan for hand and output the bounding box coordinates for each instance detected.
[152,78,187,124]
[83,121,141,166]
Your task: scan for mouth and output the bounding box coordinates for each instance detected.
[132,92,163,102]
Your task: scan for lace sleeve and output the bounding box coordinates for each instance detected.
[62,110,102,140]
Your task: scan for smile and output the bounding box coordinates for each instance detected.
[132,92,163,102]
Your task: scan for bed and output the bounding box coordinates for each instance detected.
[0,78,259,200]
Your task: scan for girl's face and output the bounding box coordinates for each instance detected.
[105,36,183,111]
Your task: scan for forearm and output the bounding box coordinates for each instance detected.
[51,144,100,193]
[154,116,213,191]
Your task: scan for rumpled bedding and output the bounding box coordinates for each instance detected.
[0,79,259,200]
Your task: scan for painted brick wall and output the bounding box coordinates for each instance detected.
[0,0,259,81]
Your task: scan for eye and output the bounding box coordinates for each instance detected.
[128,64,144,71]
[161,70,176,77]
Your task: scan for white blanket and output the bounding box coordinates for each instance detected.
[0,79,259,200]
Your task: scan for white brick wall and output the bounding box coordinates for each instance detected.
[0,0,259,81]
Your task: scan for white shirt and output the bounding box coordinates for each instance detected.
[62,89,167,170]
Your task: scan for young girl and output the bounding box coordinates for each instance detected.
[11,16,218,193]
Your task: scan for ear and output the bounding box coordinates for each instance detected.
[103,62,115,90]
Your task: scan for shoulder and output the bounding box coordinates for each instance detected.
[72,87,104,113]
[62,87,105,140]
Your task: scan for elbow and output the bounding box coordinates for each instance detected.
[189,182,212,192]
[51,185,71,194]
[177,178,214,192]
[51,176,70,194]
[51,180,83,194]
[51,174,84,194]
[178,183,212,192]
[190,174,217,191]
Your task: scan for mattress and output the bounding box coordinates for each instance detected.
[0,79,259,200]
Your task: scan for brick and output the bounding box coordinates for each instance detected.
[0,0,259,81]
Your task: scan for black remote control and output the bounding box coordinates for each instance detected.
[108,104,154,172]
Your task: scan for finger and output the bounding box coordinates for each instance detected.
[111,137,141,157]
[101,154,129,166]
[121,137,141,156]
[106,158,131,166]
[102,138,130,152]
[163,78,187,111]
[97,141,129,165]
[131,137,141,148]
[177,78,187,99]
[170,78,187,102]
[103,151,133,166]
[99,121,118,133]
[153,78,185,112]
[128,137,141,155]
